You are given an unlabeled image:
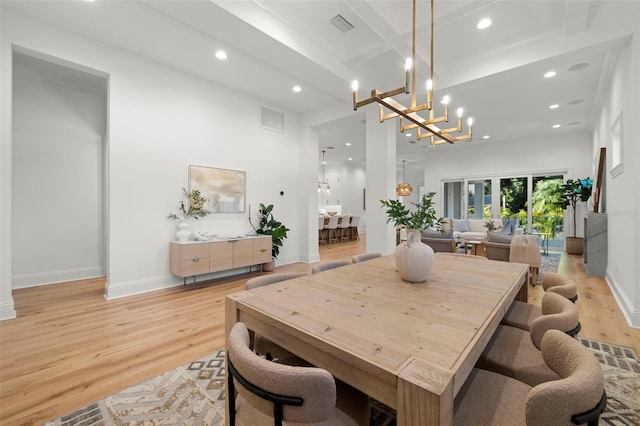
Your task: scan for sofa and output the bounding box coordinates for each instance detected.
[440,217,521,241]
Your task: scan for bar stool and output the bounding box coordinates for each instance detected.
[349,216,360,241]
[338,216,351,242]
[325,216,339,244]
[318,216,326,245]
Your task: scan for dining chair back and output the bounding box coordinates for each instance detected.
[227,322,368,426]
[454,330,606,426]
[543,272,578,302]
[312,260,351,273]
[351,252,382,263]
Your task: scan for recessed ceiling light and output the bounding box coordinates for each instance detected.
[409,140,417,144]
[568,63,589,72]
[293,85,302,93]
[348,157,353,161]
[568,121,580,126]
[346,142,351,146]
[549,104,559,109]
[326,146,335,149]
[477,18,492,29]
[482,135,490,139]
[553,124,561,128]
[568,99,584,105]
[215,50,227,60]
[544,71,556,78]
[406,133,412,137]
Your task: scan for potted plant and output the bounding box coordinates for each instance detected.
[255,203,289,271]
[553,178,592,255]
[380,192,444,282]
[167,188,211,241]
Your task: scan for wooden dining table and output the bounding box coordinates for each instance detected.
[225,254,529,425]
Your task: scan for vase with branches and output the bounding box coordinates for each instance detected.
[553,178,592,254]
[380,192,444,283]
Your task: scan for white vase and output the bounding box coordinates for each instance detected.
[394,229,435,283]
[176,221,191,242]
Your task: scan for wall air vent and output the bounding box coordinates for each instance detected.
[330,14,354,33]
[260,106,285,133]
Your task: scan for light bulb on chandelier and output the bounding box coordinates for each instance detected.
[351,0,473,146]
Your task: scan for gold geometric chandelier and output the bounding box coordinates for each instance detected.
[351,0,473,146]
[396,160,413,196]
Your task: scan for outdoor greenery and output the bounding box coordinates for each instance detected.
[552,178,593,237]
[167,188,211,221]
[255,203,289,260]
[380,192,444,230]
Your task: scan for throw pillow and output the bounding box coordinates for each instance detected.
[452,219,470,232]
[421,229,453,239]
[501,218,514,235]
[488,231,513,244]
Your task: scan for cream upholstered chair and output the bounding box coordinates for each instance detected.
[325,216,339,244]
[484,241,511,261]
[312,260,351,273]
[246,273,309,361]
[227,322,370,426]
[351,252,382,263]
[543,272,578,302]
[455,329,606,426]
[348,216,360,241]
[502,273,579,331]
[476,292,580,386]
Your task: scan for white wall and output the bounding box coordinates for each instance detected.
[1,9,308,308]
[592,40,640,327]
[12,62,106,288]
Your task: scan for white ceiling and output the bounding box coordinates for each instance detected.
[3,0,635,171]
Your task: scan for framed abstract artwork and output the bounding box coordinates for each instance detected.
[189,165,246,213]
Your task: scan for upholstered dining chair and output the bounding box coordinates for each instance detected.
[543,272,578,302]
[227,322,370,426]
[245,273,309,361]
[484,241,511,262]
[455,329,606,426]
[351,252,382,263]
[312,260,351,273]
[476,292,580,386]
[502,273,579,331]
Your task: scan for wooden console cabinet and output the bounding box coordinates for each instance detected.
[170,236,271,283]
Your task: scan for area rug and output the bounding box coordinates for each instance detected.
[538,251,561,283]
[46,338,639,426]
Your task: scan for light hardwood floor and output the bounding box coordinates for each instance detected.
[1,235,638,425]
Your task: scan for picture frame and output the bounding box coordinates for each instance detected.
[610,112,623,178]
[189,165,246,213]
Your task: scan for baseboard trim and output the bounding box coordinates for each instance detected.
[12,266,103,289]
[605,269,640,329]
[0,300,17,321]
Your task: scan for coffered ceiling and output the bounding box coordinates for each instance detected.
[3,0,635,170]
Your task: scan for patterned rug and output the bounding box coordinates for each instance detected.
[46,338,639,426]
[538,251,561,283]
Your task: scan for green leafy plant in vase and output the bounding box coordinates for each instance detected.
[380,192,444,283]
[167,188,211,241]
[255,203,289,271]
[552,178,592,255]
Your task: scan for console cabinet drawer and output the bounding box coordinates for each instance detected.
[253,237,272,264]
[170,235,271,279]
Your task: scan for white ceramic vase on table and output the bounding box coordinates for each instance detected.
[394,229,435,283]
[176,221,191,242]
